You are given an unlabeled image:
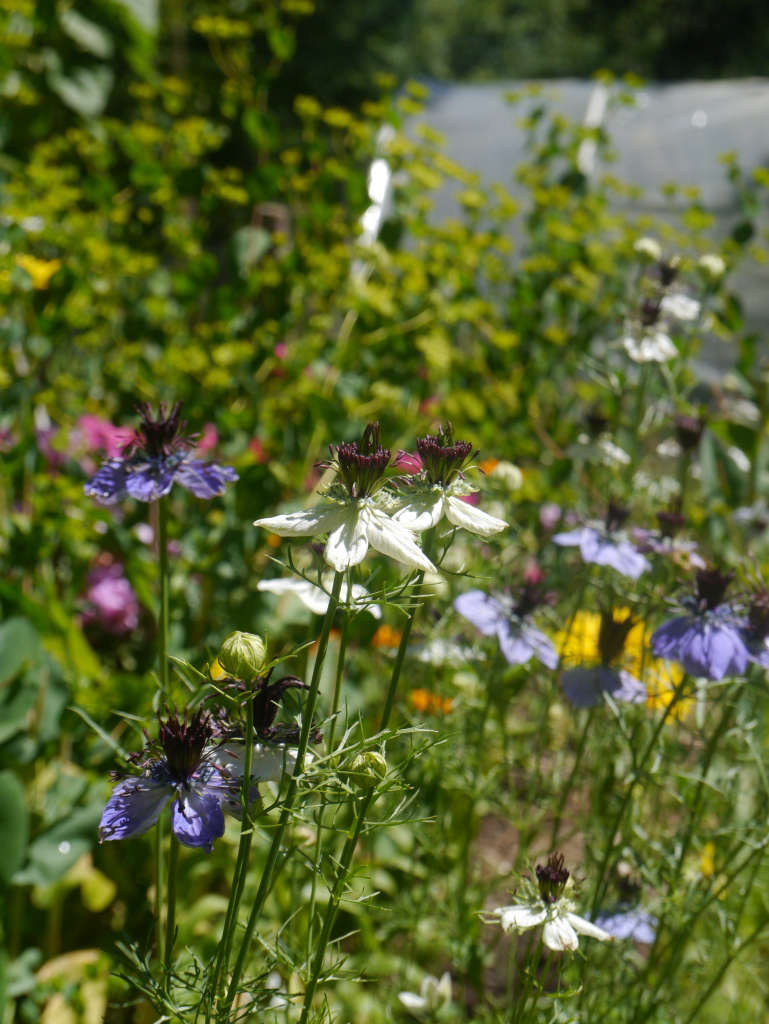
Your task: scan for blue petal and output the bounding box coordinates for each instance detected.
[455,590,505,636]
[175,460,238,499]
[98,775,172,842]
[562,666,646,708]
[85,460,129,505]
[587,536,650,579]
[594,908,657,943]
[125,462,176,502]
[497,620,536,664]
[521,623,559,670]
[654,617,749,680]
[171,788,225,851]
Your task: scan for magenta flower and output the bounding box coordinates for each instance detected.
[82,563,140,635]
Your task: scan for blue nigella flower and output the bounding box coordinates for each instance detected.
[553,503,650,580]
[454,580,558,669]
[652,568,749,681]
[593,907,657,943]
[85,403,237,505]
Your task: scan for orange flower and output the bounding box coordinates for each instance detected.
[479,457,499,475]
[372,624,402,649]
[408,688,453,714]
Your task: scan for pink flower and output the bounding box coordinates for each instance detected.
[197,422,218,454]
[274,342,288,360]
[77,415,132,457]
[394,450,423,475]
[82,562,140,635]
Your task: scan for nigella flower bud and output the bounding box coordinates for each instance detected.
[333,421,391,499]
[674,413,705,451]
[657,257,680,287]
[639,296,662,327]
[348,751,387,790]
[605,502,629,533]
[416,422,475,486]
[536,852,570,904]
[218,631,267,680]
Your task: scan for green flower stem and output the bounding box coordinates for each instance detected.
[209,696,256,1010]
[297,571,426,1023]
[164,835,179,974]
[589,674,691,918]
[222,570,344,1016]
[549,703,597,849]
[155,496,170,964]
[327,602,350,755]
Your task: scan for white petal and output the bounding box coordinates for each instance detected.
[398,992,428,1013]
[623,331,677,363]
[566,912,614,942]
[363,507,436,571]
[325,508,369,570]
[435,973,452,1001]
[258,577,330,615]
[253,505,346,538]
[392,493,444,532]
[496,903,547,933]
[661,292,700,321]
[445,495,508,537]
[543,914,579,951]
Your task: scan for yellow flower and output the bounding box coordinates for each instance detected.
[15,254,61,289]
[555,608,690,718]
[700,841,716,878]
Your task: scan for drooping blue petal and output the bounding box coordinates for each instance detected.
[496,620,537,665]
[562,666,647,708]
[193,753,259,822]
[175,459,238,499]
[171,788,225,851]
[98,774,172,842]
[124,461,177,502]
[554,527,650,579]
[594,908,657,943]
[653,616,749,680]
[520,622,559,670]
[85,459,129,505]
[454,590,505,636]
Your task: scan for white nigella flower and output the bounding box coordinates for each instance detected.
[253,423,436,574]
[398,972,452,1017]
[660,291,700,322]
[698,252,725,279]
[392,425,508,538]
[257,574,382,618]
[622,328,677,363]
[494,853,613,952]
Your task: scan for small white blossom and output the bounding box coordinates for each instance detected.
[698,253,725,279]
[660,292,700,322]
[257,574,382,618]
[254,500,436,573]
[633,236,662,261]
[622,329,677,363]
[398,972,452,1017]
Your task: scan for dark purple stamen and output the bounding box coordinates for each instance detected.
[130,402,194,460]
[640,296,662,327]
[658,260,679,287]
[674,414,704,452]
[514,579,543,618]
[695,567,734,612]
[416,423,475,486]
[657,507,685,538]
[536,852,570,904]
[605,502,629,533]
[598,610,635,665]
[333,422,391,499]
[158,709,213,784]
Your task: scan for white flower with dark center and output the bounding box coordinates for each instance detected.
[392,425,508,538]
[253,423,436,574]
[494,853,613,952]
[257,574,382,618]
[398,972,452,1017]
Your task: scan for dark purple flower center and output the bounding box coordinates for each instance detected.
[695,567,733,612]
[536,852,569,904]
[416,423,474,486]
[598,610,635,665]
[640,296,662,327]
[674,414,704,452]
[514,579,543,618]
[158,710,213,783]
[658,259,679,287]
[657,507,685,538]
[747,589,769,645]
[605,502,629,533]
[131,402,194,460]
[333,422,391,499]
[585,407,609,437]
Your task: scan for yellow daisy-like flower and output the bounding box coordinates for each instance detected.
[555,609,690,718]
[15,254,61,289]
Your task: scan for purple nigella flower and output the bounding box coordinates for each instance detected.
[454,581,558,669]
[99,710,254,852]
[553,504,650,580]
[82,562,140,635]
[85,403,237,505]
[593,907,657,943]
[652,568,749,680]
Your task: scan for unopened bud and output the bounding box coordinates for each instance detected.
[349,751,387,790]
[698,253,725,279]
[218,631,267,679]
[633,236,662,262]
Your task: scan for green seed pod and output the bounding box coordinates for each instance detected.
[349,751,387,790]
[218,631,267,679]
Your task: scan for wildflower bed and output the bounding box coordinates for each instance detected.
[3,17,769,1021]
